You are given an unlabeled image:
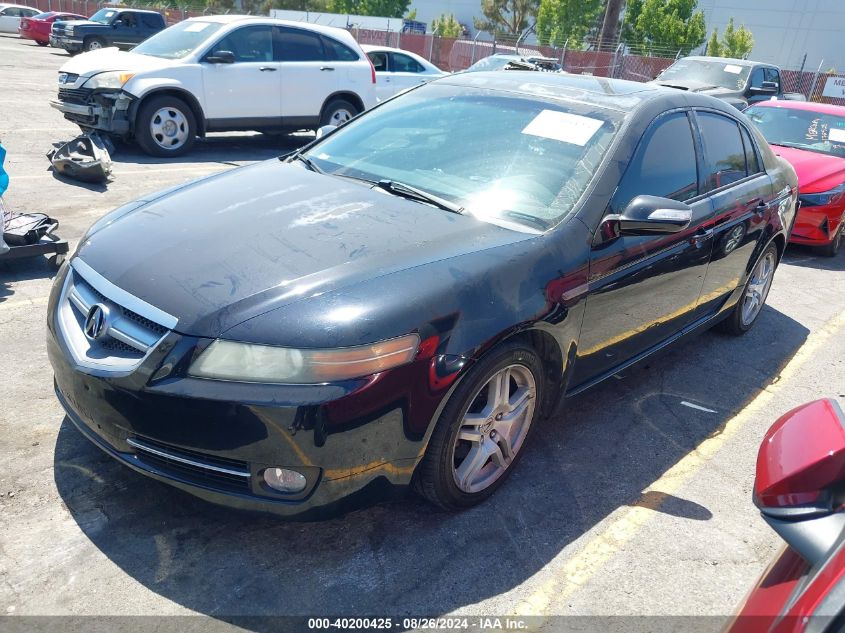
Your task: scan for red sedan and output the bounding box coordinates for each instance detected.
[727,399,845,632]
[746,101,845,256]
[19,11,84,46]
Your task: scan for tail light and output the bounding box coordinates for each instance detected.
[367,56,376,84]
[20,18,29,29]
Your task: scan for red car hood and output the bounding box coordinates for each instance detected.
[771,145,845,194]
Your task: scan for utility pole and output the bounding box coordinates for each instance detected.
[598,0,625,51]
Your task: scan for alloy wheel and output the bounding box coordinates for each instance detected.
[450,364,536,494]
[329,108,353,126]
[741,250,776,326]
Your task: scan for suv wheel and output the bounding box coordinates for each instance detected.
[135,96,197,157]
[320,98,358,128]
[414,341,544,510]
[83,37,106,52]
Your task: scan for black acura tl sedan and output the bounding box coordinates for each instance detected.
[47,72,798,518]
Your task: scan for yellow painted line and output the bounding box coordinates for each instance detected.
[513,308,845,623]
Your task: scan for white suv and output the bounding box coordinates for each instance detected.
[50,15,377,156]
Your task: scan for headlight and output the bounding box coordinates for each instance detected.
[188,334,421,384]
[84,71,135,90]
[800,183,845,207]
[65,26,74,35]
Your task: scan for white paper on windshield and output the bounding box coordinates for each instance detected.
[724,64,743,74]
[830,128,845,143]
[184,22,210,32]
[522,110,603,146]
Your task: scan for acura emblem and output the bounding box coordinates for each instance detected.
[84,304,110,340]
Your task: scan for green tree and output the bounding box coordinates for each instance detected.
[720,18,753,58]
[623,0,706,56]
[327,0,410,17]
[432,13,462,38]
[535,0,602,49]
[473,0,539,36]
[704,19,754,58]
[705,28,721,56]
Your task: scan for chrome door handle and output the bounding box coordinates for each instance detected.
[320,66,335,71]
[259,66,277,72]
[691,227,714,245]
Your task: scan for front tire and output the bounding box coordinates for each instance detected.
[716,243,778,335]
[414,341,544,510]
[83,36,105,52]
[135,96,197,157]
[319,98,358,128]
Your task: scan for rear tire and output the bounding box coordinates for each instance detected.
[83,36,106,52]
[716,243,778,335]
[817,223,842,257]
[414,341,544,510]
[36,40,48,46]
[319,98,358,128]
[135,95,197,158]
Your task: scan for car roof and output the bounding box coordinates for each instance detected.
[749,99,845,117]
[443,71,729,113]
[187,14,353,37]
[105,8,162,14]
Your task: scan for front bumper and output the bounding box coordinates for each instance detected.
[50,90,132,134]
[50,35,82,51]
[790,203,844,246]
[45,262,446,518]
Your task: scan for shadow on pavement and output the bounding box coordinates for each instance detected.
[0,253,59,302]
[53,305,808,625]
[782,245,845,272]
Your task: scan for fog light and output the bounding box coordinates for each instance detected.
[262,467,307,493]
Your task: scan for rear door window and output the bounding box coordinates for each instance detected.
[368,51,388,71]
[697,112,748,189]
[323,36,358,61]
[275,26,325,62]
[610,111,700,212]
[740,125,761,175]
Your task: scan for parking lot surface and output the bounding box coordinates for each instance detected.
[2,33,845,630]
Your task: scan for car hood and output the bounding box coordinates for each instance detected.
[771,145,845,193]
[59,48,176,76]
[76,161,535,337]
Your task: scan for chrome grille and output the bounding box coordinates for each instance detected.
[56,259,178,374]
[58,87,92,105]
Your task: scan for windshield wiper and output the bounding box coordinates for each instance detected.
[374,180,464,215]
[287,153,323,174]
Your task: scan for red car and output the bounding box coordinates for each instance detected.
[746,101,845,256]
[19,11,85,46]
[727,399,845,633]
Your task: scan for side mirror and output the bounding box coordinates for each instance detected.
[205,50,235,64]
[316,125,337,139]
[600,195,692,241]
[750,81,778,94]
[754,398,845,564]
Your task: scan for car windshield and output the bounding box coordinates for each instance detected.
[746,106,845,158]
[657,59,750,90]
[88,8,117,24]
[466,55,520,72]
[304,83,621,231]
[133,21,223,59]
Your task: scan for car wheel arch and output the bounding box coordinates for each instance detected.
[320,91,364,120]
[130,88,207,137]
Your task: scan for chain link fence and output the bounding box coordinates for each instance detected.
[13,0,841,100]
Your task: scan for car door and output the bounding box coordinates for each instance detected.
[275,25,337,125]
[367,49,393,100]
[0,7,22,34]
[388,51,432,95]
[692,110,775,318]
[571,110,715,386]
[201,25,282,126]
[109,12,140,48]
